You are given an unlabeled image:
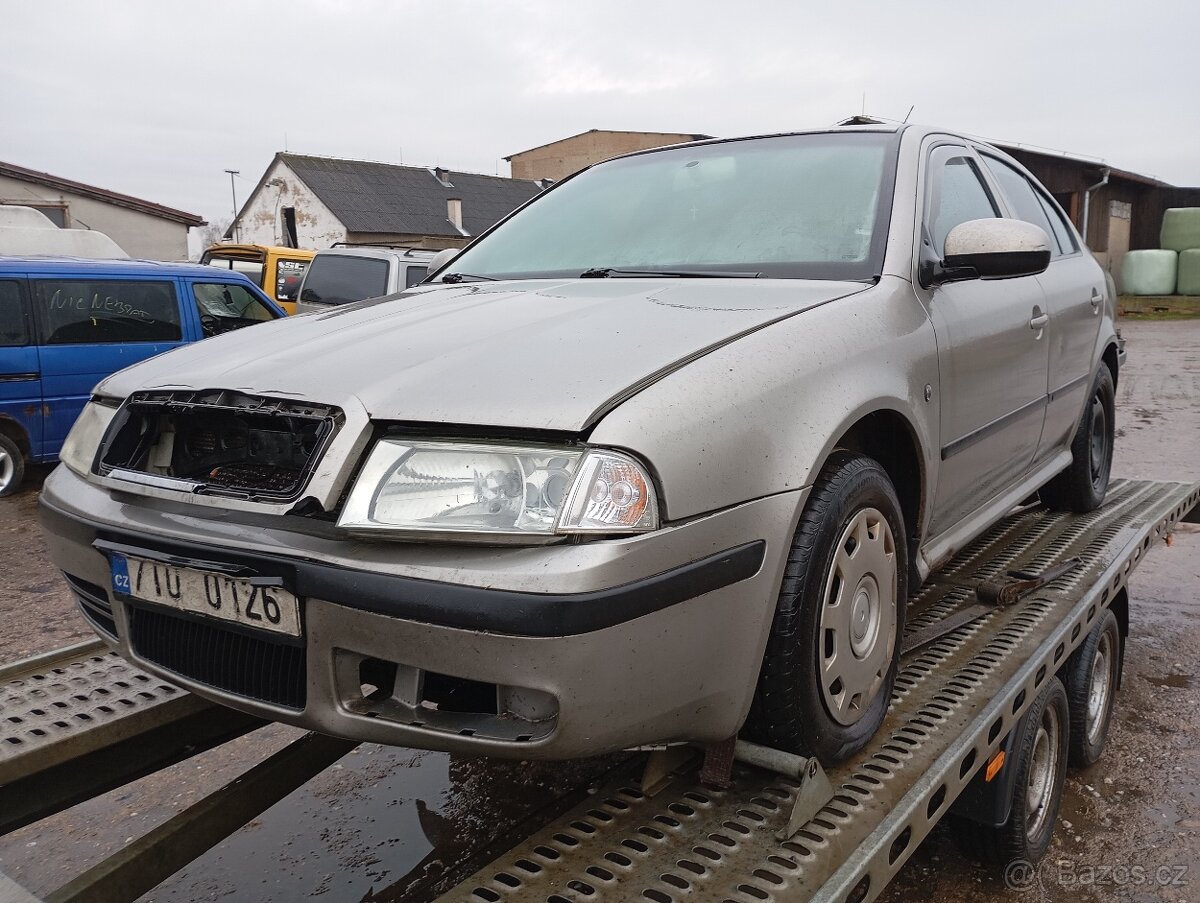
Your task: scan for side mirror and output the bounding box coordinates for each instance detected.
[426,247,460,279]
[939,219,1051,283]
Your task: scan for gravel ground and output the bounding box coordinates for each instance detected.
[1,318,1198,901]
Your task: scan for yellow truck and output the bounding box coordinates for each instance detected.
[200,244,315,315]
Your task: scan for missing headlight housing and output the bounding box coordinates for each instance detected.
[97,390,342,502]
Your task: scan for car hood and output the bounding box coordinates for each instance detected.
[100,278,868,431]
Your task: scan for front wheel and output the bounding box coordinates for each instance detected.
[1041,363,1115,513]
[744,451,908,764]
[0,434,25,498]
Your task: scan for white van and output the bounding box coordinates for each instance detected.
[295,246,437,313]
[0,205,129,259]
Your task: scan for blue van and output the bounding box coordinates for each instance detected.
[0,257,285,496]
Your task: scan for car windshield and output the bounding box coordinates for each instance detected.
[447,132,898,282]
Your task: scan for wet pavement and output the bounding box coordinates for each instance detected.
[2,318,1199,901]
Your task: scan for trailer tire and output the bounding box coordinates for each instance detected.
[955,677,1070,869]
[1040,363,1114,513]
[1065,610,1121,768]
[744,451,907,765]
[0,433,25,498]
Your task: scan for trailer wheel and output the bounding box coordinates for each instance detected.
[0,433,25,498]
[956,677,1070,868]
[744,451,907,764]
[1065,610,1121,768]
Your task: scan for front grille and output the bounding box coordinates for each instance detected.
[129,607,306,710]
[64,572,117,636]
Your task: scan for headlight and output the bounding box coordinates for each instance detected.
[338,439,659,539]
[60,399,119,477]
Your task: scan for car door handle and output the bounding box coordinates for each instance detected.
[1090,289,1102,313]
[1030,313,1049,330]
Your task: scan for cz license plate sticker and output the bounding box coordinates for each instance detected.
[110,554,301,637]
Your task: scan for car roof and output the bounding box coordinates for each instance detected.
[313,247,437,262]
[0,256,261,280]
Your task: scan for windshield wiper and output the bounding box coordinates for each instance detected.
[579,267,762,279]
[440,272,497,283]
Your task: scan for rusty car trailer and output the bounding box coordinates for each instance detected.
[2,479,1198,903]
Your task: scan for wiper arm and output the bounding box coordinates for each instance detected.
[440,272,497,284]
[579,267,762,279]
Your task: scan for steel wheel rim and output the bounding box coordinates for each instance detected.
[819,507,898,726]
[1025,703,1061,841]
[0,447,13,493]
[1087,632,1114,745]
[1089,393,1107,484]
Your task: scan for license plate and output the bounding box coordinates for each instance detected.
[111,555,301,637]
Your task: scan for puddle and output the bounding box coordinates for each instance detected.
[1138,672,1193,689]
[139,745,628,903]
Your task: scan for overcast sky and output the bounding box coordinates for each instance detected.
[3,0,1197,231]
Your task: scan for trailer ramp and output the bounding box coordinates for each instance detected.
[438,479,1200,903]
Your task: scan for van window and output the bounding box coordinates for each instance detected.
[275,258,310,301]
[192,283,277,337]
[405,266,428,288]
[300,255,388,305]
[0,281,29,346]
[34,280,181,344]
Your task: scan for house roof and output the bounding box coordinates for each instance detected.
[270,153,543,238]
[504,129,713,161]
[0,159,206,226]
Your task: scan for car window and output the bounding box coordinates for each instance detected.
[33,279,181,344]
[444,132,899,281]
[926,148,999,254]
[1034,191,1078,255]
[202,254,266,284]
[192,282,277,337]
[980,155,1064,256]
[299,255,388,305]
[404,266,428,288]
[275,258,310,301]
[0,281,29,347]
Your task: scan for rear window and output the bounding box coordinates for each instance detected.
[34,279,181,344]
[300,255,388,305]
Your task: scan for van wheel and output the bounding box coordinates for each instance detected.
[1065,610,1121,767]
[0,434,25,498]
[744,452,907,764]
[1041,363,1114,513]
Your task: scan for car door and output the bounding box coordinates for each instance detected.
[0,278,43,460]
[978,153,1104,468]
[921,144,1051,536]
[31,274,187,456]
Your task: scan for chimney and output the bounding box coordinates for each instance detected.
[434,166,450,186]
[447,197,463,232]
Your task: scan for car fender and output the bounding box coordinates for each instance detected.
[588,277,940,531]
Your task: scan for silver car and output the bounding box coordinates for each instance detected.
[41,124,1120,763]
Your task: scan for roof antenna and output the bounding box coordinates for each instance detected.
[861,92,866,115]
[903,105,915,123]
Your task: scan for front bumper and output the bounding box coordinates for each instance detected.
[40,466,805,758]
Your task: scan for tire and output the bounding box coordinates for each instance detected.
[1064,610,1121,768]
[744,451,908,764]
[0,434,25,498]
[955,678,1070,868]
[1041,363,1115,513]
